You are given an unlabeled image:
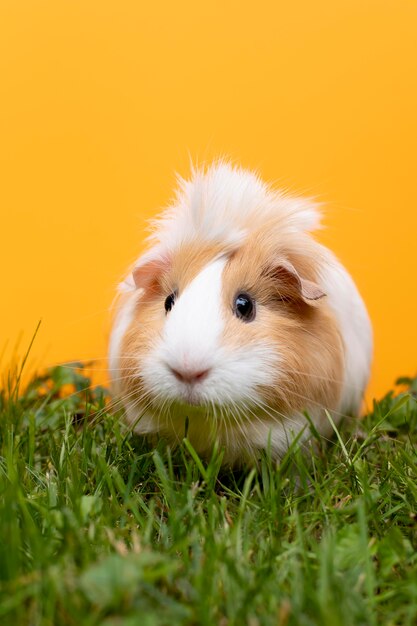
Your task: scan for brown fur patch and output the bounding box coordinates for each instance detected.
[160,240,227,296]
[222,228,344,419]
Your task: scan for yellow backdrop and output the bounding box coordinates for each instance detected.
[1,0,416,403]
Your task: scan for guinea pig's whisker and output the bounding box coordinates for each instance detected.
[222,395,254,449]
[286,389,356,424]
[89,388,140,423]
[102,372,139,387]
[209,399,217,424]
[253,398,304,429]
[249,397,308,435]
[248,397,289,425]
[284,364,365,391]
[218,404,228,449]
[218,396,276,452]
[102,381,153,414]
[40,356,141,372]
[157,396,175,440]
[120,393,159,432]
[228,405,242,444]
[250,401,300,448]
[226,407,241,452]
[130,398,159,426]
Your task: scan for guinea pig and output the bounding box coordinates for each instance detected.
[109,161,372,466]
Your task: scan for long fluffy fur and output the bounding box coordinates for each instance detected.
[110,160,373,466]
[149,160,320,253]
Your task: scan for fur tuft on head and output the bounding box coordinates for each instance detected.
[147,160,321,255]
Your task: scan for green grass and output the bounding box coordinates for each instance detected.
[1,359,417,626]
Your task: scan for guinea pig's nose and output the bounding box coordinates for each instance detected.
[169,367,210,384]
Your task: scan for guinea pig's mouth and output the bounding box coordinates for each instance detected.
[178,387,206,407]
[169,379,214,408]
[167,398,211,423]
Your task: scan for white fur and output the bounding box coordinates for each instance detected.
[128,161,321,274]
[319,249,373,414]
[108,291,138,392]
[160,257,227,381]
[139,257,277,409]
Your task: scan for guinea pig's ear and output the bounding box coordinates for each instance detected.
[132,251,170,294]
[273,259,326,305]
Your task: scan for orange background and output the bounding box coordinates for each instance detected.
[1,0,416,402]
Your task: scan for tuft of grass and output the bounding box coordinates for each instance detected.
[0,363,417,626]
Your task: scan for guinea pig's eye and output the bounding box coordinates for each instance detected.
[164,292,177,313]
[234,293,256,322]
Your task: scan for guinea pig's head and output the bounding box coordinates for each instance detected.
[115,226,344,452]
